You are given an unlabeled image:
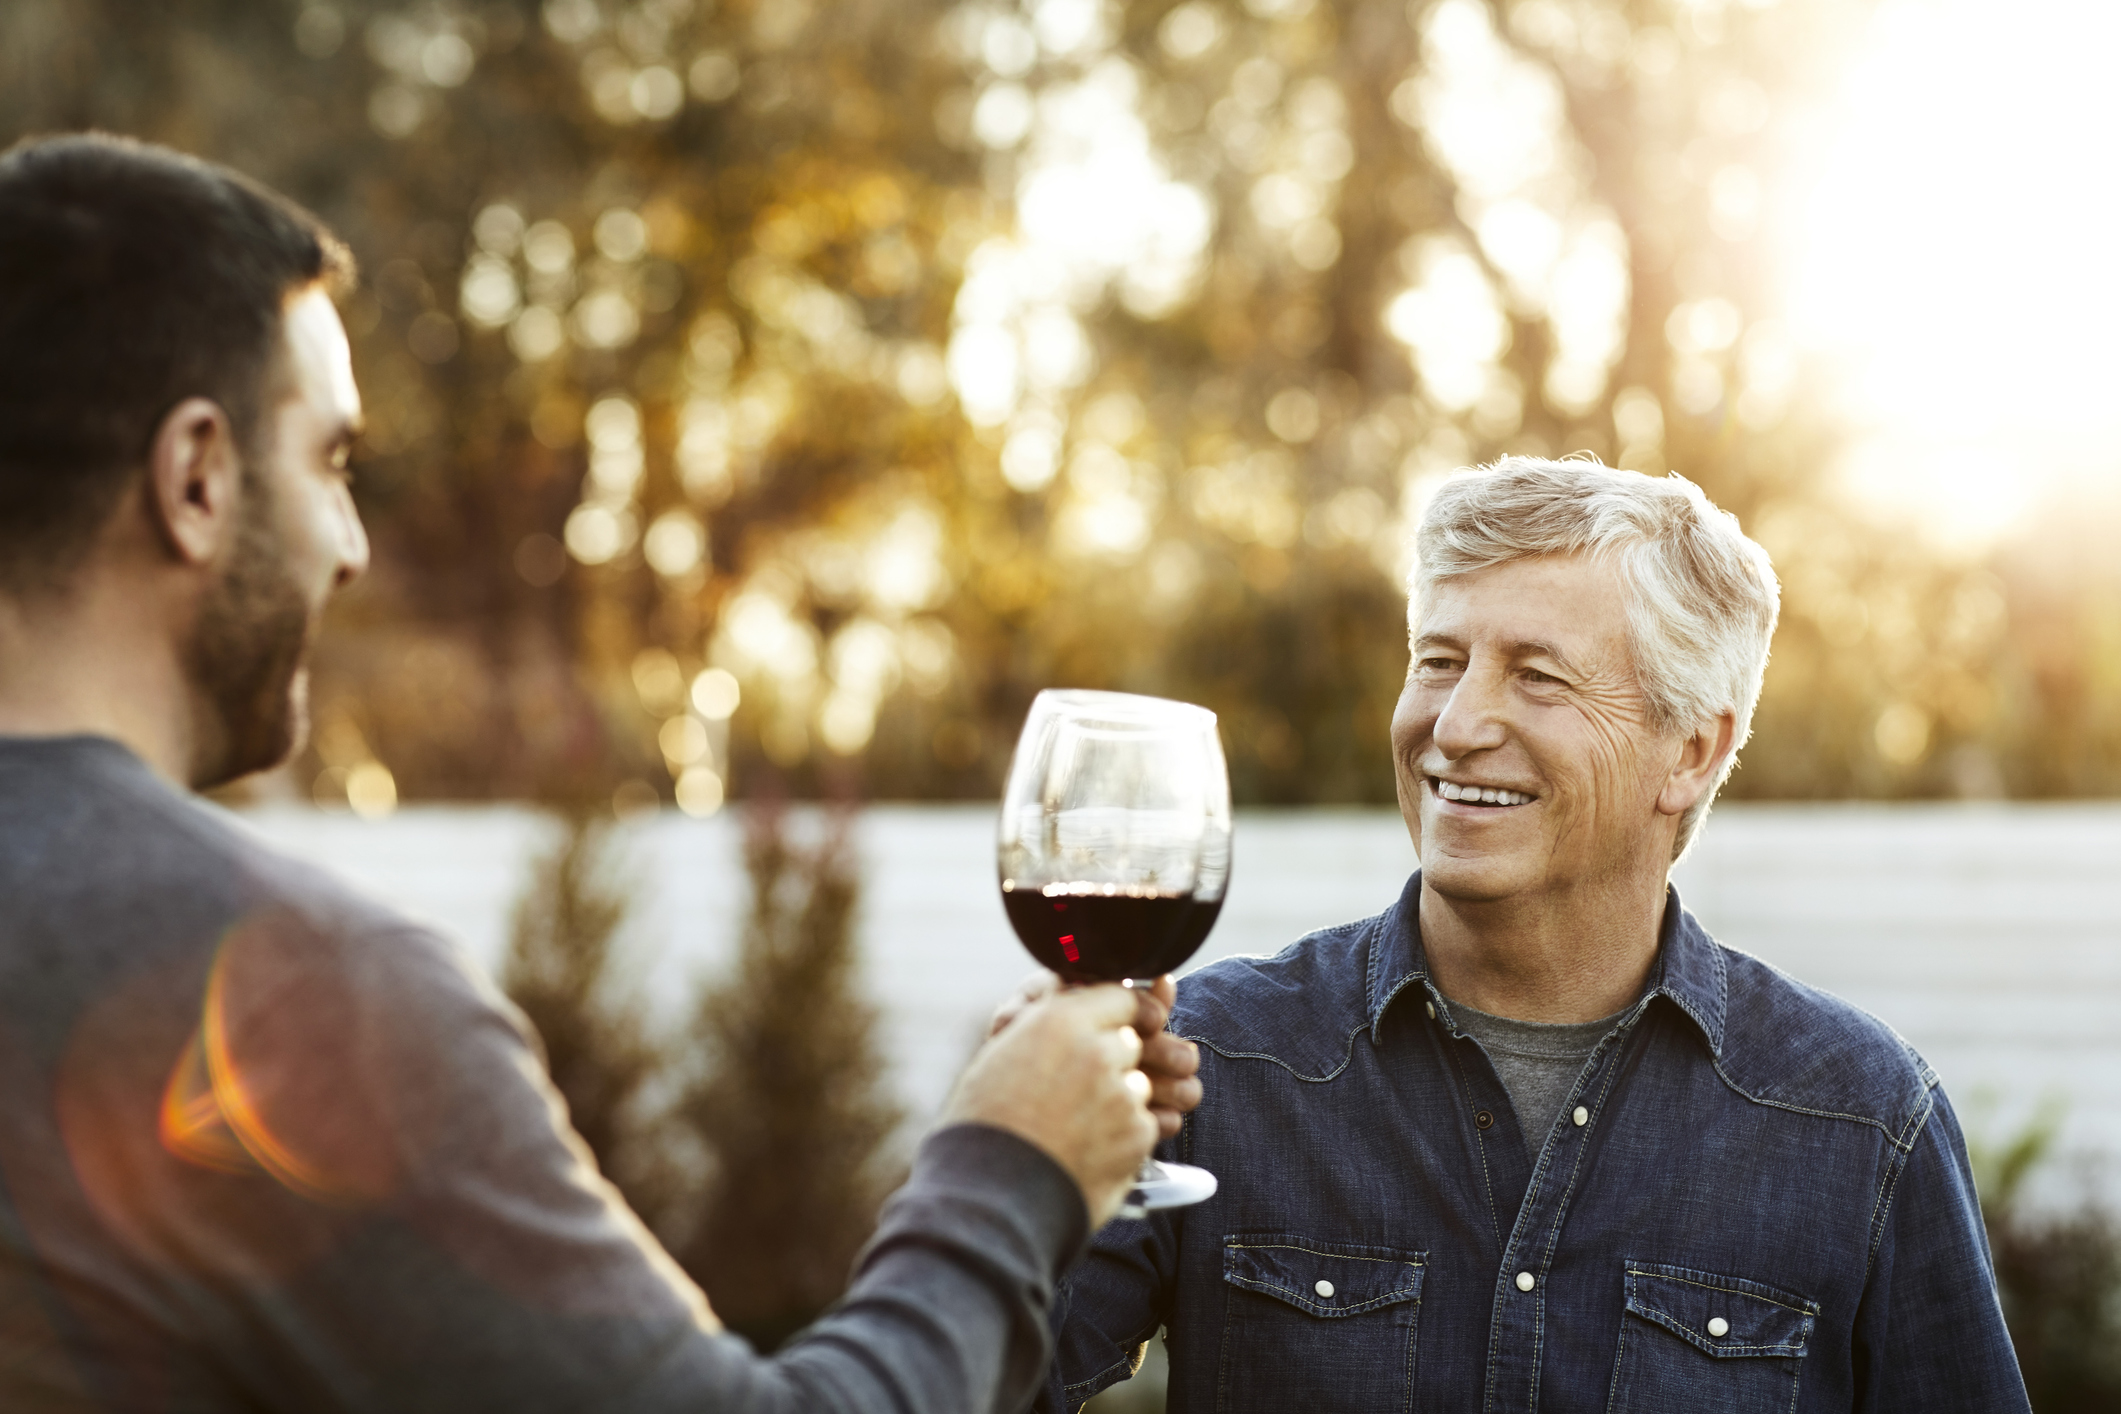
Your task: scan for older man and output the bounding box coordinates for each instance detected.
[1042,458,2028,1412]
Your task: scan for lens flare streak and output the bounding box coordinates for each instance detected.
[157,949,372,1208]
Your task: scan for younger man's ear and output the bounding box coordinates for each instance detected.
[145,397,242,568]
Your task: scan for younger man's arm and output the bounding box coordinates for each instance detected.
[127,918,1160,1414]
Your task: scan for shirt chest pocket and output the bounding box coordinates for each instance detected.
[1608,1261,1818,1414]
[1217,1233,1425,1414]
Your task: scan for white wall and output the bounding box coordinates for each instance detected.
[234,801,2121,1208]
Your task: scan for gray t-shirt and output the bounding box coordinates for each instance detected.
[1447,1000,1627,1157]
[0,735,1084,1413]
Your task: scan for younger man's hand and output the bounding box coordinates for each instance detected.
[946,983,1159,1227]
[990,971,1202,1140]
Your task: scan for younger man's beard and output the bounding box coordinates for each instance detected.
[184,477,316,791]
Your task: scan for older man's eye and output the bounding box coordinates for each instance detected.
[1523,668,1564,685]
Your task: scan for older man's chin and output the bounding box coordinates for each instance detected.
[1417,853,1537,905]
[1409,819,1541,903]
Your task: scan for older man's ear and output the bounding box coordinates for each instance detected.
[1656,710,1738,819]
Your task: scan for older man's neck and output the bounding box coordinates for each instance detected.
[1418,874,1668,1024]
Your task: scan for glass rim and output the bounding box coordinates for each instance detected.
[1027,688,1218,731]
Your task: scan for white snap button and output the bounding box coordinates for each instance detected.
[1572,1106,1588,1126]
[1515,1271,1535,1292]
[1315,1279,1335,1298]
[1707,1316,1729,1338]
[1425,1000,1437,1019]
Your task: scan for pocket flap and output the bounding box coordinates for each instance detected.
[1623,1261,1817,1358]
[1223,1234,1425,1317]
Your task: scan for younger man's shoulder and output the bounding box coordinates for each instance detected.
[25,737,483,990]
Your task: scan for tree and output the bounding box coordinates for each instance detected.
[498,800,907,1351]
[5,0,2115,807]
[499,810,672,1216]
[663,800,905,1351]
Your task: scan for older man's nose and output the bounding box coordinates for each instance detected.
[1431,667,1510,758]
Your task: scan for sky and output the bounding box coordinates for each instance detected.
[1785,0,2121,550]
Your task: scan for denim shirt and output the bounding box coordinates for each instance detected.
[1041,874,2029,1414]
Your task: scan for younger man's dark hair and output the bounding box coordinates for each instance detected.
[0,133,355,593]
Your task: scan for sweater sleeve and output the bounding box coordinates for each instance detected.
[112,911,1087,1414]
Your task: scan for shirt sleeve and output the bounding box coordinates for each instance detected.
[1850,1086,2031,1414]
[119,911,1089,1414]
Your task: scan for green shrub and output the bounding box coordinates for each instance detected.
[1974,1104,2121,1411]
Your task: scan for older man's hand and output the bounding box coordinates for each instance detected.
[989,972,1203,1141]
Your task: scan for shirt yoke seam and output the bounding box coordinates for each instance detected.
[1180,1034,1358,1083]
[1704,1053,1927,1150]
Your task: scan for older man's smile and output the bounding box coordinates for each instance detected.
[1426,775,1537,807]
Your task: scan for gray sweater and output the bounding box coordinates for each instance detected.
[0,736,1085,1412]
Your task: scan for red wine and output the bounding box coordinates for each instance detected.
[1001,883,1224,982]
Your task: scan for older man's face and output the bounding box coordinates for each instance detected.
[1391,553,1685,905]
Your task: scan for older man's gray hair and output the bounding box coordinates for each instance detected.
[1412,456,1781,859]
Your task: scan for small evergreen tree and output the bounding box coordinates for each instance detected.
[499,811,669,1218]
[668,801,904,1352]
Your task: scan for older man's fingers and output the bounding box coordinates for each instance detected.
[1141,1031,1198,1078]
[1129,976,1177,1038]
[1148,1068,1202,1110]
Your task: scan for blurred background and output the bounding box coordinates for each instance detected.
[6,0,2119,1404]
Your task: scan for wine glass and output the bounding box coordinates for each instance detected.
[998,689,1231,1215]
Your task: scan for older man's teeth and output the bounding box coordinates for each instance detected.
[1434,779,1532,805]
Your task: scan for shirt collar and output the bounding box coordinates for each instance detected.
[1365,872,1729,1056]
